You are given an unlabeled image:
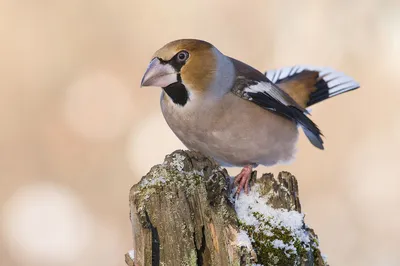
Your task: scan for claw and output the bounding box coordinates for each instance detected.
[234,165,253,196]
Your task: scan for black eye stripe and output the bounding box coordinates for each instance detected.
[158,58,168,64]
[157,51,189,72]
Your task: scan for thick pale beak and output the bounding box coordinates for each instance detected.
[140,58,178,87]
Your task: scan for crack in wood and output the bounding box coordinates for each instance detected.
[145,211,160,266]
[195,226,206,266]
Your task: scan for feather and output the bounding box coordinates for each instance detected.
[230,59,323,149]
[265,65,360,107]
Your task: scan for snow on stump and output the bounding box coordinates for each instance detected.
[126,150,328,266]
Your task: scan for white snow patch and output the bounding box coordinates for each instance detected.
[128,249,134,260]
[236,230,253,249]
[192,170,204,177]
[157,177,166,183]
[272,239,296,257]
[234,184,310,245]
[170,153,185,171]
[322,254,328,264]
[140,176,167,187]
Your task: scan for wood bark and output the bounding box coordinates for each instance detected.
[126,150,328,266]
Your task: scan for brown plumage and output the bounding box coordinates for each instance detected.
[276,71,320,108]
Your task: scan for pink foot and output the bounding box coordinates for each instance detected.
[234,165,253,196]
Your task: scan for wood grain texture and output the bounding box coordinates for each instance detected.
[127,150,328,266]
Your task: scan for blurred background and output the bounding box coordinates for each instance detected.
[0,0,398,265]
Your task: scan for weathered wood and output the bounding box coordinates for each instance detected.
[127,150,328,266]
[125,251,135,266]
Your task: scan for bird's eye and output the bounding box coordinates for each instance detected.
[177,51,189,62]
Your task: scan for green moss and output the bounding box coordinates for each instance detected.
[238,212,322,266]
[137,165,204,197]
[134,164,206,228]
[186,249,198,266]
[310,236,328,266]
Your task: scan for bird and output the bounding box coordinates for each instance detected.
[140,39,360,195]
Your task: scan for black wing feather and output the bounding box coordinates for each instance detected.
[246,91,324,150]
[229,58,324,149]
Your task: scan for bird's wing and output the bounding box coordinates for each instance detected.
[229,58,324,149]
[265,65,360,108]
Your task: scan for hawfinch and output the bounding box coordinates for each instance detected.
[140,39,359,195]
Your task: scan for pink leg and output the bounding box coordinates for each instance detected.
[234,164,253,196]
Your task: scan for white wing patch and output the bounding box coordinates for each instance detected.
[244,81,306,112]
[244,82,290,105]
[265,65,360,98]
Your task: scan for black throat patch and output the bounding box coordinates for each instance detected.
[163,82,189,106]
[159,55,189,106]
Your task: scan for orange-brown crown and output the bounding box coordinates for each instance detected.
[153,39,217,92]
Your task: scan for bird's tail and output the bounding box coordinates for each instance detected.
[265,66,360,108]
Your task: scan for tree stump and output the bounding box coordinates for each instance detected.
[126,150,328,266]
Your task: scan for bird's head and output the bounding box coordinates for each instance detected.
[141,39,234,106]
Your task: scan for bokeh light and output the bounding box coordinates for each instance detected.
[126,112,185,176]
[64,71,134,141]
[1,182,94,265]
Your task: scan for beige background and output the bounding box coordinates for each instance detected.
[0,1,399,265]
